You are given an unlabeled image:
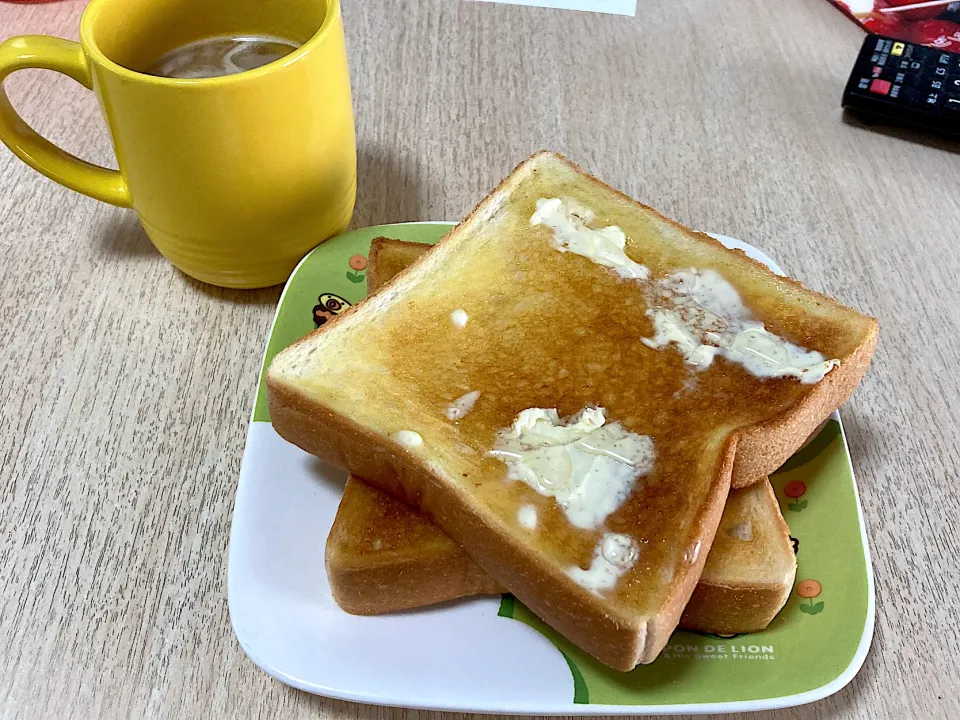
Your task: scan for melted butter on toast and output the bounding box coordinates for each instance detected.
[568,532,641,594]
[488,407,655,532]
[445,390,481,421]
[644,268,840,383]
[531,197,649,280]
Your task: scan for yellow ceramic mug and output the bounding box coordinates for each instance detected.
[0,0,356,288]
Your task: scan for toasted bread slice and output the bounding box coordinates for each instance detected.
[268,151,876,669]
[678,480,796,634]
[327,238,796,628]
[326,477,504,614]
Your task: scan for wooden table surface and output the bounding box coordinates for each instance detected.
[1,0,958,717]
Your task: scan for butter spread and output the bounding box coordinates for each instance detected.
[517,504,537,530]
[488,407,655,530]
[567,533,639,594]
[450,309,469,327]
[530,198,649,280]
[643,268,840,384]
[445,390,481,421]
[391,430,423,448]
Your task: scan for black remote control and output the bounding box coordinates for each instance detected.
[842,34,960,138]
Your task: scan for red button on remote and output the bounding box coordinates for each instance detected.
[870,79,892,95]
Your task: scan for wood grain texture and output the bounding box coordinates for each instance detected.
[0,0,957,717]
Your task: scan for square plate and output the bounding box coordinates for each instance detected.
[228,223,874,714]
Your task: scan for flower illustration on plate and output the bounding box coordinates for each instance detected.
[784,480,808,512]
[313,292,352,327]
[346,254,367,283]
[797,579,824,615]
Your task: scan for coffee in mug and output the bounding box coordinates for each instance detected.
[147,34,301,79]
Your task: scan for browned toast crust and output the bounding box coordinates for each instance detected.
[679,582,792,635]
[729,330,876,486]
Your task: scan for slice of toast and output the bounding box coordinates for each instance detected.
[678,479,796,634]
[328,238,796,631]
[268,151,876,669]
[326,476,504,614]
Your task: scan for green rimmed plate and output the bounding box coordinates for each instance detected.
[229,222,873,714]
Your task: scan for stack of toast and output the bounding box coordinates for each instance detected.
[267,152,877,670]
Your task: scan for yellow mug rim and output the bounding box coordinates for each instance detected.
[79,0,339,87]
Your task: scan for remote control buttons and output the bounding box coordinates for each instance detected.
[844,34,960,134]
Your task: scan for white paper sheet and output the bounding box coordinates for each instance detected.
[470,0,637,16]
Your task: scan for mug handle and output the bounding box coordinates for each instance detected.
[0,35,131,208]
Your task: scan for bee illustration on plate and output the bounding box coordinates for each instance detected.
[313,293,352,327]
